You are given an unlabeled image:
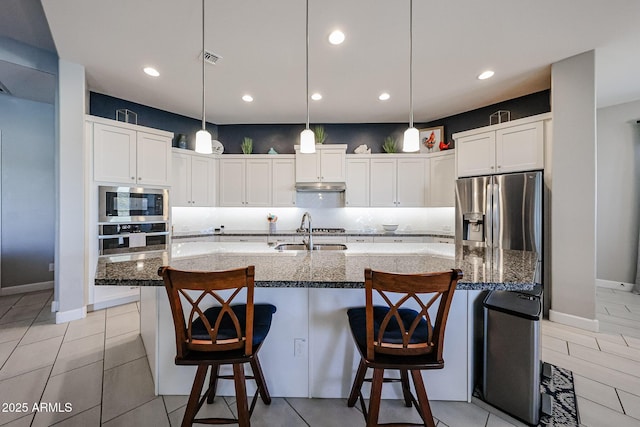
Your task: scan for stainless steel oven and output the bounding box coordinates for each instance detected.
[98,222,169,255]
[99,186,168,223]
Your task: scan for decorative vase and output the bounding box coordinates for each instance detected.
[176,134,187,149]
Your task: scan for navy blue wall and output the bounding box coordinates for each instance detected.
[90,89,550,154]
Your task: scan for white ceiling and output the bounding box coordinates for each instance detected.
[19,0,640,123]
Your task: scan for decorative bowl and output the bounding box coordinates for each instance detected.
[382,224,398,232]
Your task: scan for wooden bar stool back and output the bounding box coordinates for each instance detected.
[347,268,463,427]
[159,265,276,427]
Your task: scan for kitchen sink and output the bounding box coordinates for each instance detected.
[274,243,347,251]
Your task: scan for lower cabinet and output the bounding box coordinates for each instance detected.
[373,236,425,243]
[218,235,269,243]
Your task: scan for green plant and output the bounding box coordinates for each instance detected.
[241,137,253,154]
[314,125,327,144]
[382,136,398,153]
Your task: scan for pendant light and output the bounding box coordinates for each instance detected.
[402,0,419,152]
[195,0,213,154]
[299,0,316,153]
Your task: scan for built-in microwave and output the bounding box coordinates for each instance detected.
[99,186,168,223]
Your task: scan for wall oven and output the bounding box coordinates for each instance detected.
[98,222,169,255]
[98,186,170,255]
[99,186,168,223]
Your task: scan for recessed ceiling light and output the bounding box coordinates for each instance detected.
[143,67,160,77]
[311,93,322,101]
[478,70,495,80]
[328,30,345,45]
[242,94,253,102]
[378,92,390,101]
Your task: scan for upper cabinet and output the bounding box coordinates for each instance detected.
[454,113,551,178]
[427,151,455,207]
[91,118,172,186]
[219,155,294,207]
[171,149,216,207]
[345,157,370,207]
[272,157,296,206]
[370,156,425,207]
[295,144,347,182]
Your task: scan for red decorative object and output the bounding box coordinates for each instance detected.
[439,140,452,150]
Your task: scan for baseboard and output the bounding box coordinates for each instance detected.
[55,306,87,324]
[596,279,635,292]
[549,309,600,332]
[0,281,54,296]
[88,293,139,311]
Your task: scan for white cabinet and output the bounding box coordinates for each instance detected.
[295,144,347,183]
[219,158,245,206]
[345,157,370,207]
[92,120,172,186]
[219,156,292,207]
[272,157,296,206]
[346,235,374,243]
[373,236,424,243]
[218,235,268,243]
[495,121,544,173]
[427,152,455,207]
[245,159,272,207]
[171,149,216,207]
[454,113,550,177]
[370,157,425,207]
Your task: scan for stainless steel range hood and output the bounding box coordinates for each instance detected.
[295,182,346,192]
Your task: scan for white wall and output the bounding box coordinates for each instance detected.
[55,59,87,322]
[596,100,640,284]
[550,50,598,330]
[172,207,455,235]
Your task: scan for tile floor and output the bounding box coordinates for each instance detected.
[0,288,638,426]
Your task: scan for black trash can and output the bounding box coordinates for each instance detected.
[482,290,542,425]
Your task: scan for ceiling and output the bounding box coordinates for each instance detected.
[7,1,640,124]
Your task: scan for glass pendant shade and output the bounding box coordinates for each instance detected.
[195,129,213,154]
[300,128,316,153]
[402,126,420,152]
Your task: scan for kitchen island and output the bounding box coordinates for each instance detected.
[95,242,538,401]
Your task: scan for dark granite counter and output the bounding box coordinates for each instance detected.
[95,242,537,291]
[172,230,454,240]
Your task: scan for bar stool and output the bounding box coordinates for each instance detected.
[346,268,463,427]
[159,265,276,427]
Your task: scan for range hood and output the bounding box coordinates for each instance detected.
[295,182,346,192]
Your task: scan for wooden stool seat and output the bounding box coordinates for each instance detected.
[159,265,276,427]
[346,268,463,427]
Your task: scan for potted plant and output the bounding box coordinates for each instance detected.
[314,125,327,144]
[241,137,253,154]
[382,136,398,153]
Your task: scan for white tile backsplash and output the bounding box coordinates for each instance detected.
[172,207,455,234]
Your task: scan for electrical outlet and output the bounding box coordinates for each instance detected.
[48,263,55,272]
[294,338,307,358]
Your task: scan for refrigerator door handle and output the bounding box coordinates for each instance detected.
[485,182,492,247]
[492,182,500,248]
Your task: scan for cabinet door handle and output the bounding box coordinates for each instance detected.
[490,166,495,169]
[131,176,135,180]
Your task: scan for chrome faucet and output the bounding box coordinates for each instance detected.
[299,212,313,250]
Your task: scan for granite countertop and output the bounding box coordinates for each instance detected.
[95,242,537,291]
[172,229,454,239]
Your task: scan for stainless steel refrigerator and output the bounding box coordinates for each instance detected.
[455,171,542,255]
